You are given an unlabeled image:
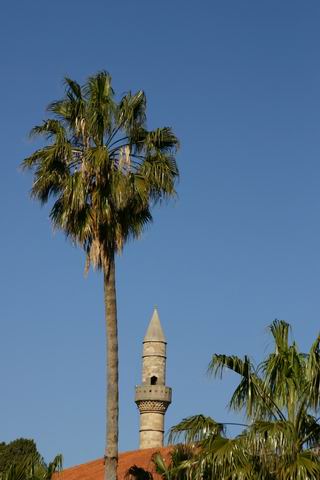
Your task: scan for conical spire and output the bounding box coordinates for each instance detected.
[144,307,166,342]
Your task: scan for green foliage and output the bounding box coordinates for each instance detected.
[169,320,320,479]
[22,71,179,272]
[125,465,153,480]
[0,440,62,480]
[0,440,38,474]
[169,415,225,444]
[152,445,196,480]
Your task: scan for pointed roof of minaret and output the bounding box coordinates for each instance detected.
[144,307,166,342]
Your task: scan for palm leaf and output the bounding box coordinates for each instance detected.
[168,415,224,444]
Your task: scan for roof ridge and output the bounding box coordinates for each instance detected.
[59,446,174,474]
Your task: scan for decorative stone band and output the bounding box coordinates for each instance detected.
[135,385,172,403]
[136,399,170,414]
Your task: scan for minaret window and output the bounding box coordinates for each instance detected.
[151,376,158,385]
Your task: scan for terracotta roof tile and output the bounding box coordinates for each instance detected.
[56,447,172,480]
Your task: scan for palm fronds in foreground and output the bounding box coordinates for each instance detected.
[165,320,320,479]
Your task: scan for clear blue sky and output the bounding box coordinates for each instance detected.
[1,0,320,469]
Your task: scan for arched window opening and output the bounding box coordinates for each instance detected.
[151,376,158,385]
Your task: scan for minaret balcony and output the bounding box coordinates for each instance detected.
[135,385,172,403]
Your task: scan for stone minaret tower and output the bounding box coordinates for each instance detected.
[135,308,172,449]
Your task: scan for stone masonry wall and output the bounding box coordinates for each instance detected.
[139,412,164,448]
[142,341,166,385]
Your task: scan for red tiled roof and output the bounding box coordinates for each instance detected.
[56,447,172,480]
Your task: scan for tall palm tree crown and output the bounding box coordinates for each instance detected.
[22,71,180,480]
[23,72,179,269]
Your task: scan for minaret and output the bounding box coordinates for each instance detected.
[135,308,172,449]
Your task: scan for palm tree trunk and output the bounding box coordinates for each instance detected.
[104,253,119,480]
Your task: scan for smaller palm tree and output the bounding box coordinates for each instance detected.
[170,320,320,480]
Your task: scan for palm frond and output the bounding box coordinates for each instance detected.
[168,415,224,444]
[125,465,153,480]
[277,450,320,480]
[268,319,291,353]
[306,333,320,410]
[85,71,115,144]
[29,120,68,143]
[208,354,253,378]
[152,446,197,480]
[117,91,146,135]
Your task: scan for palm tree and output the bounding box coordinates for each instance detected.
[169,320,320,479]
[22,71,179,480]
